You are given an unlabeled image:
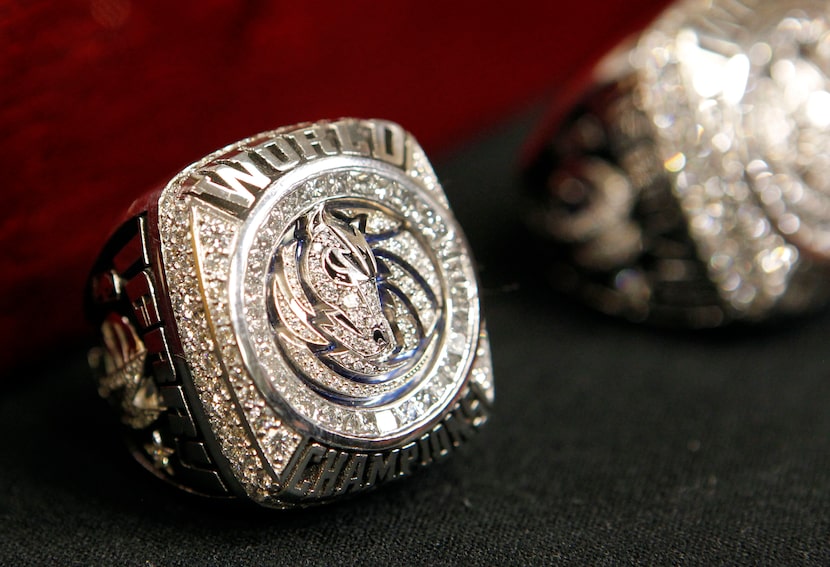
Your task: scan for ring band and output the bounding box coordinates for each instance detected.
[86,118,494,507]
[523,0,830,327]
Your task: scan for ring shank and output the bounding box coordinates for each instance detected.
[85,206,242,497]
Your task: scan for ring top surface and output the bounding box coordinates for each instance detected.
[231,161,479,447]
[129,118,495,506]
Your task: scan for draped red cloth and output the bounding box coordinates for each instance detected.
[0,0,668,368]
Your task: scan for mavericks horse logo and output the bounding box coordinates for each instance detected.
[270,201,441,396]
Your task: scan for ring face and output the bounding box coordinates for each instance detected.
[233,163,480,448]
[93,118,496,507]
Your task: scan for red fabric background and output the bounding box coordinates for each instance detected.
[0,0,668,368]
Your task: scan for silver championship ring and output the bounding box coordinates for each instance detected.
[85,118,494,508]
[523,0,830,327]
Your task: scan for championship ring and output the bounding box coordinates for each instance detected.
[523,0,830,327]
[85,118,494,507]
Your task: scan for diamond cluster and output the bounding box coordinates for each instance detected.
[159,191,284,499]
[236,169,479,444]
[192,206,303,479]
[632,0,830,317]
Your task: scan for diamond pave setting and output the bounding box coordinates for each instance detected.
[632,0,830,318]
[157,119,492,506]
[525,0,830,326]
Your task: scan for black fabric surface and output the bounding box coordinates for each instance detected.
[3,116,830,566]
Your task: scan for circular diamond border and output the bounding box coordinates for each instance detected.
[232,158,480,447]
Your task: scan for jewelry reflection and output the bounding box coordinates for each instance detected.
[524,0,830,327]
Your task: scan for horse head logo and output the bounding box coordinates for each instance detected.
[303,205,397,359]
[272,203,404,377]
